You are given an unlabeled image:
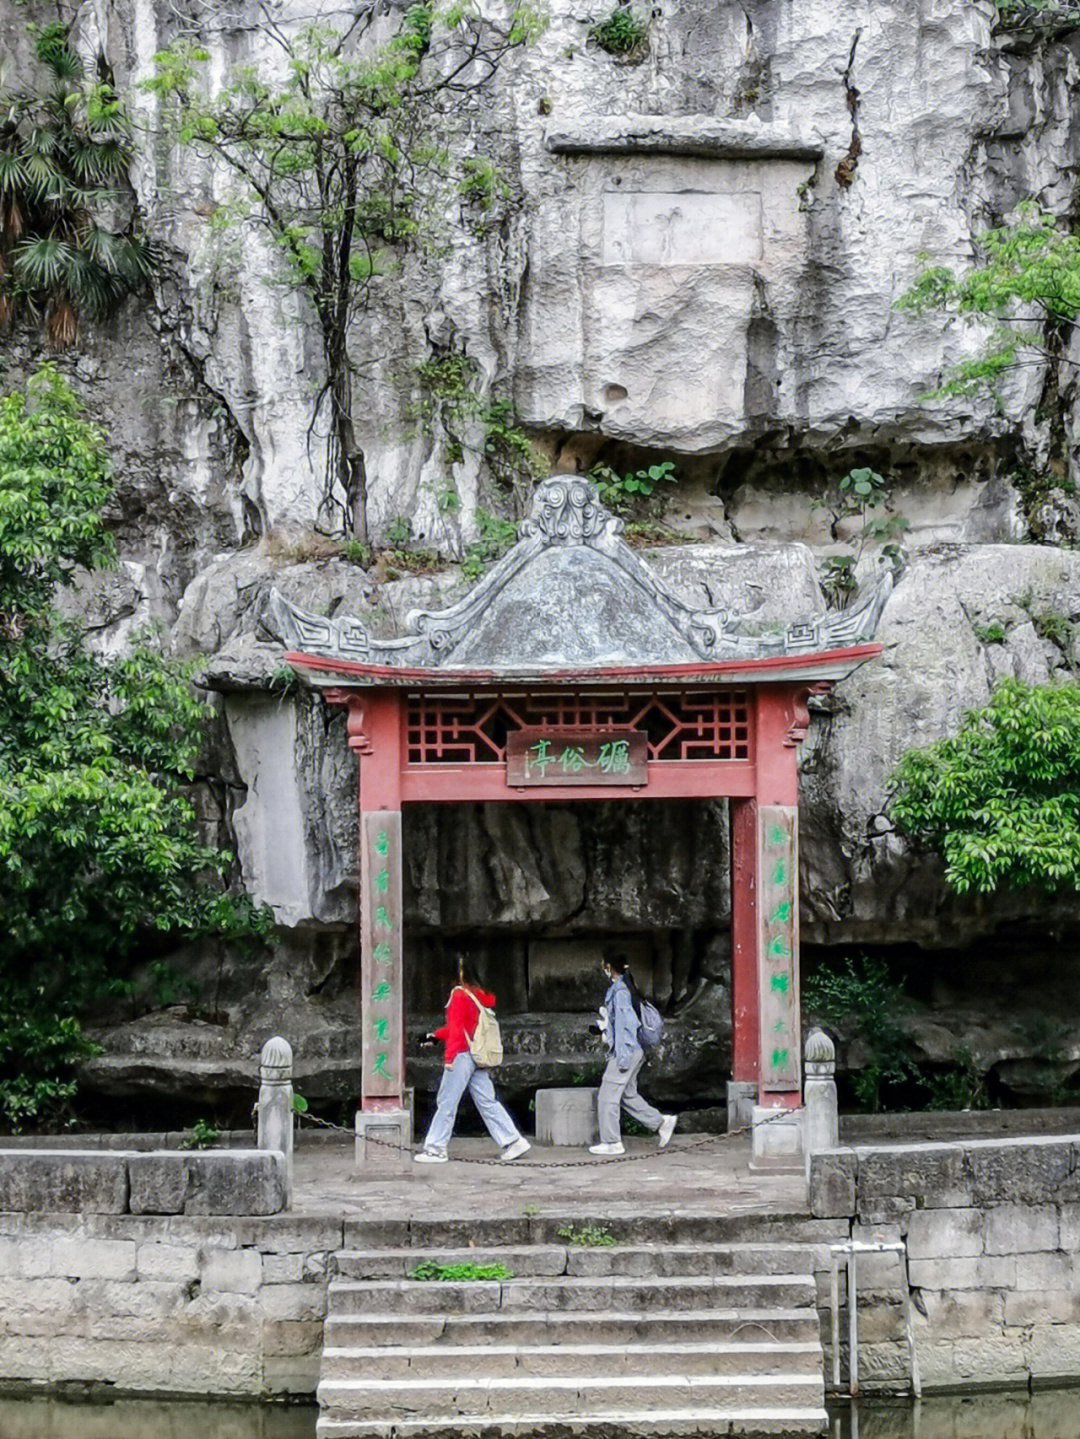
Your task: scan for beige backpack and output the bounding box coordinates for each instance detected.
[455,986,503,1068]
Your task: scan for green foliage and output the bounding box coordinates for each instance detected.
[341,539,373,566]
[146,8,543,539]
[994,0,1080,31]
[889,678,1080,894]
[409,1260,514,1281]
[804,955,920,1113]
[589,461,678,521]
[0,975,99,1132]
[924,1045,990,1111]
[897,203,1080,399]
[590,460,676,508]
[384,515,414,548]
[0,24,152,347]
[1030,606,1073,650]
[461,509,519,580]
[414,356,546,500]
[148,960,197,1008]
[458,156,509,215]
[588,4,649,56]
[269,663,300,694]
[0,368,270,1132]
[975,621,1008,644]
[181,1117,221,1150]
[556,1222,617,1246]
[291,1092,309,1114]
[813,467,908,608]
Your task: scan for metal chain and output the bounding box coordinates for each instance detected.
[295,1103,797,1168]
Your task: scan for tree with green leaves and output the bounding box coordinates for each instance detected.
[897,202,1080,399]
[888,678,1080,895]
[0,366,266,1130]
[145,2,543,542]
[0,22,153,348]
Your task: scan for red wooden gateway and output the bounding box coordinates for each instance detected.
[271,477,890,1149]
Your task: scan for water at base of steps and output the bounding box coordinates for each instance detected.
[4,1390,1080,1439]
[829,1387,1080,1439]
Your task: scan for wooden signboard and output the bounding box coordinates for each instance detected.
[507,729,647,786]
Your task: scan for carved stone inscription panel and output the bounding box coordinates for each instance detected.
[601,191,763,267]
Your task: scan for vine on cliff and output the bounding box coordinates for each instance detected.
[146,3,544,545]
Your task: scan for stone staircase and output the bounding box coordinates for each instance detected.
[316,1217,828,1437]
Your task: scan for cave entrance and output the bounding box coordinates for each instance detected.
[274,476,888,1150]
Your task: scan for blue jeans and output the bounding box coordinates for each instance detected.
[422,1052,522,1155]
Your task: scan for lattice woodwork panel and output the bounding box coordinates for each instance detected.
[405,690,751,765]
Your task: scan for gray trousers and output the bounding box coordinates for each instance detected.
[597,1047,663,1144]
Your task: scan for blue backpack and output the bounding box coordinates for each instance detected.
[638,999,665,1048]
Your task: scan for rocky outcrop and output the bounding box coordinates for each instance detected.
[6,0,1080,1113]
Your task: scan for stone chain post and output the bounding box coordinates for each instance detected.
[803,1026,838,1184]
[258,1036,294,1208]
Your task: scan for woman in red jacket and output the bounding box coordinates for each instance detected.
[415,959,531,1164]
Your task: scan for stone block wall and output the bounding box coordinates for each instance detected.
[809,1135,1080,1392]
[0,1150,286,1217]
[0,1213,340,1398]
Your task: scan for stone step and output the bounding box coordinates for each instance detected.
[340,1213,837,1250]
[332,1242,825,1281]
[316,1373,826,1420]
[316,1408,829,1439]
[326,1273,817,1315]
[323,1306,822,1349]
[319,1339,823,1381]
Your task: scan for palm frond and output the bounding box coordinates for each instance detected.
[0,148,27,197]
[13,234,77,291]
[68,137,129,182]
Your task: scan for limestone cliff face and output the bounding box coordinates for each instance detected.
[6,0,1080,1107]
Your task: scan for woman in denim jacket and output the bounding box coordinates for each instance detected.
[590,952,677,1156]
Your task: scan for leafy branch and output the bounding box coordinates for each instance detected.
[144,3,544,543]
[888,678,1080,894]
[897,203,1080,399]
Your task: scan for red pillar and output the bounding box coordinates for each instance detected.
[344,690,406,1113]
[730,797,759,1087]
[730,687,805,1110]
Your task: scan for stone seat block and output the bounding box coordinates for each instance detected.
[534,1088,599,1148]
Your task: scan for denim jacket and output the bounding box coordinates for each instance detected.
[604,977,642,1070]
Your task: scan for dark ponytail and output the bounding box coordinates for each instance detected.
[604,950,643,1022]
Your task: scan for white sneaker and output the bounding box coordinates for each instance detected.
[588,1142,625,1156]
[413,1149,448,1164]
[502,1137,531,1162]
[658,1114,678,1149]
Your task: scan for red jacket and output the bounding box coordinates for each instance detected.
[434,985,496,1065]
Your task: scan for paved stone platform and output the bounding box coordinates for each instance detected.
[290,1131,808,1222]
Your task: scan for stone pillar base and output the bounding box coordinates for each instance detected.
[355,1107,413,1172]
[726,1080,757,1135]
[535,1087,599,1147]
[749,1103,804,1172]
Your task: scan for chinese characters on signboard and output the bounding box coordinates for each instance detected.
[506,730,647,786]
[362,812,402,1100]
[757,805,801,1092]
